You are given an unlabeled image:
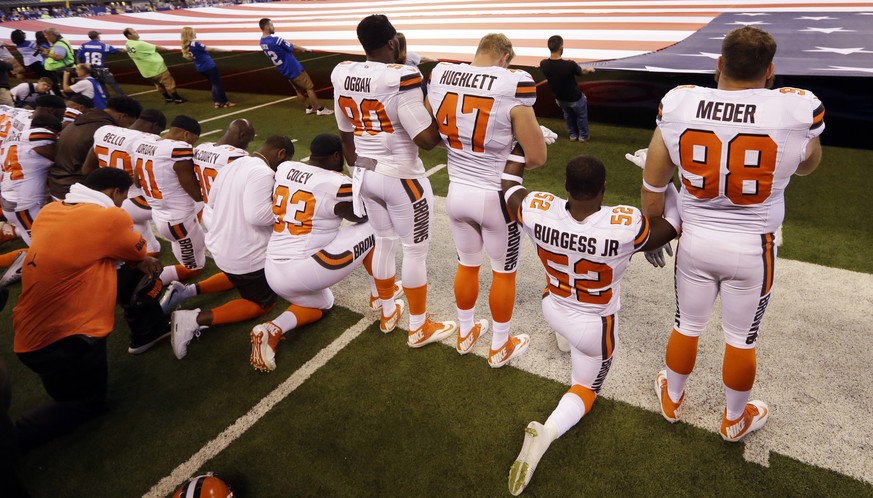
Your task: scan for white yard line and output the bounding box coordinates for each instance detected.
[144,315,374,498]
[198,129,222,138]
[425,163,446,177]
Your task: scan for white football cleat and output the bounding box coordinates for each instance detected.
[720,400,769,442]
[456,319,488,355]
[316,107,334,116]
[379,299,405,334]
[508,421,556,496]
[0,251,26,288]
[408,316,457,348]
[170,309,202,360]
[489,334,531,368]
[250,321,284,372]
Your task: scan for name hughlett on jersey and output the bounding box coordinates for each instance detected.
[135,142,158,157]
[533,223,620,257]
[696,100,757,124]
[285,168,314,184]
[437,69,498,91]
[343,76,371,93]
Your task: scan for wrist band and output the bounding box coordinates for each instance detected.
[642,179,669,193]
[504,185,525,201]
[501,173,523,184]
[507,154,526,164]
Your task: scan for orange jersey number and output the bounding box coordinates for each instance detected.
[194,166,219,204]
[134,157,163,199]
[435,91,495,153]
[678,130,777,205]
[95,145,134,179]
[537,246,615,305]
[273,185,316,236]
[3,145,22,180]
[529,192,554,211]
[337,96,395,136]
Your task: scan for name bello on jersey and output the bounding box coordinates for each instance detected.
[194,148,220,164]
[696,100,756,123]
[343,76,371,93]
[438,70,498,90]
[534,223,620,257]
[100,131,127,147]
[135,142,158,157]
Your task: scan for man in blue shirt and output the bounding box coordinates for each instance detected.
[77,31,126,97]
[258,18,332,116]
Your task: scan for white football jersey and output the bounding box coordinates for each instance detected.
[267,161,353,260]
[0,109,33,182]
[0,127,56,210]
[92,125,152,198]
[657,85,825,234]
[331,61,429,178]
[193,142,247,203]
[518,191,650,317]
[131,136,196,223]
[63,107,81,125]
[428,63,537,191]
[0,106,18,143]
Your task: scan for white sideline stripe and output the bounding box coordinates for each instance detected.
[144,315,373,498]
[126,52,340,96]
[426,163,447,177]
[199,129,222,138]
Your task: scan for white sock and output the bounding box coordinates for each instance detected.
[724,385,751,421]
[182,283,198,299]
[368,277,378,299]
[457,307,475,336]
[409,312,425,332]
[666,366,689,404]
[544,393,586,439]
[159,265,179,285]
[381,299,396,318]
[491,320,511,349]
[271,311,298,333]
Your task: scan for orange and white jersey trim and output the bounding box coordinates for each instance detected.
[192,141,247,204]
[92,125,152,198]
[519,191,649,317]
[428,62,536,191]
[657,85,825,234]
[0,127,57,211]
[130,136,195,223]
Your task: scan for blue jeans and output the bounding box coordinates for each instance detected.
[200,66,228,104]
[556,94,589,140]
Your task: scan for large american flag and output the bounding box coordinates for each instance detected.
[2,0,873,71]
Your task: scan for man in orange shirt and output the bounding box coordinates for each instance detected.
[12,167,163,452]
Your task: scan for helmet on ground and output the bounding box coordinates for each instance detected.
[173,472,233,498]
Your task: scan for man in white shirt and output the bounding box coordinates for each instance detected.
[10,78,53,108]
[62,64,107,109]
[169,135,293,360]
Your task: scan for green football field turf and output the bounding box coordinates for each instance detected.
[1,51,871,497]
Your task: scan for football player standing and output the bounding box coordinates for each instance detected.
[330,14,455,348]
[427,33,547,367]
[643,26,824,441]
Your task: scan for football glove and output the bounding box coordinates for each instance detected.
[625,148,648,169]
[540,125,558,145]
[645,242,673,268]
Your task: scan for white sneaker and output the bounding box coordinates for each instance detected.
[555,331,570,352]
[305,106,315,115]
[159,281,190,314]
[316,107,334,116]
[0,251,26,288]
[489,334,531,368]
[720,400,769,442]
[379,299,405,334]
[170,309,202,359]
[250,321,283,372]
[368,280,404,311]
[508,421,556,496]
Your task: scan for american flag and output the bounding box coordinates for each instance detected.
[2,0,873,70]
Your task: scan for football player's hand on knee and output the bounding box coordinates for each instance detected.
[645,242,673,268]
[539,125,558,145]
[625,148,648,169]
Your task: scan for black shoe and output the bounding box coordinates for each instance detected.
[128,328,170,354]
[174,98,186,104]
[164,98,174,104]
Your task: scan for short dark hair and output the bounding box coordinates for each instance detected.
[83,167,133,192]
[565,155,606,200]
[721,26,776,82]
[122,27,134,39]
[171,114,201,136]
[259,18,271,30]
[35,94,66,110]
[547,35,563,53]
[31,113,62,132]
[11,29,26,45]
[309,134,342,157]
[139,109,167,130]
[67,93,94,109]
[88,30,100,40]
[106,96,142,119]
[265,135,294,157]
[357,14,397,54]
